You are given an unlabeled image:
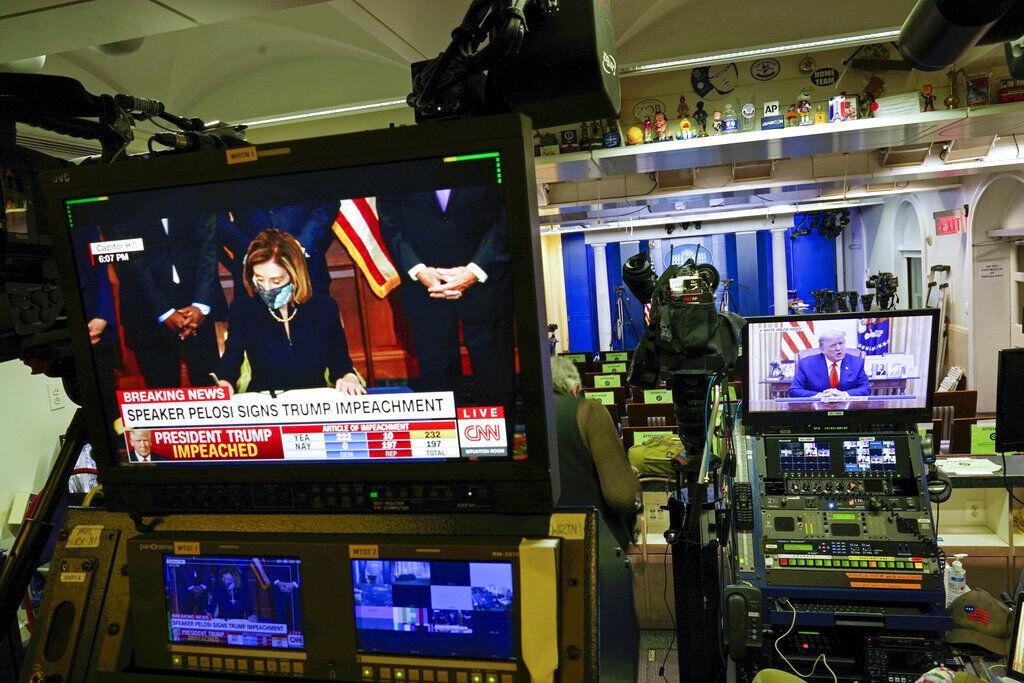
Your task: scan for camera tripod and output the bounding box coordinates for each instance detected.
[926,265,951,382]
[613,285,641,349]
[664,373,733,682]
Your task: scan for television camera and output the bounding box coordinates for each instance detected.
[0,74,247,368]
[790,209,849,241]
[0,72,251,665]
[407,0,618,127]
[621,252,742,461]
[547,322,559,355]
[811,289,863,313]
[867,271,900,310]
[811,288,837,313]
[621,251,745,679]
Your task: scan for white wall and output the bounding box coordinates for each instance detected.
[963,173,1024,411]
[851,189,971,375]
[0,361,73,547]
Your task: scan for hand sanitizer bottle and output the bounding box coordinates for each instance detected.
[945,553,968,606]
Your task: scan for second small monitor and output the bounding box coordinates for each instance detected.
[352,559,516,660]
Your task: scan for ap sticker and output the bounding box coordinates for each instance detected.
[67,525,104,548]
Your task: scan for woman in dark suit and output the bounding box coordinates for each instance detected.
[217,229,365,395]
[209,566,254,621]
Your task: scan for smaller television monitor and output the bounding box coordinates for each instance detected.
[742,310,938,427]
[163,554,304,651]
[777,441,831,472]
[351,559,516,661]
[842,439,897,474]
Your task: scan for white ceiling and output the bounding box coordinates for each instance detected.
[2,0,997,130]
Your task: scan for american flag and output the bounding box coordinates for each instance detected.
[780,320,816,362]
[643,302,652,325]
[332,197,401,299]
[965,606,990,625]
[250,558,271,591]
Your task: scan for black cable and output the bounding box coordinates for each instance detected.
[613,204,654,221]
[1002,451,1024,508]
[659,541,676,680]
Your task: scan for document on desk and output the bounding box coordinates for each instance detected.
[936,458,1002,476]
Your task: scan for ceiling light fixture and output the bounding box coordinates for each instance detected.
[618,28,900,76]
[241,98,408,128]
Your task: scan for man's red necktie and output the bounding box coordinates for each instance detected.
[829,363,839,389]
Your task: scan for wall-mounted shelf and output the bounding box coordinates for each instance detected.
[535,102,1024,183]
[989,227,1024,238]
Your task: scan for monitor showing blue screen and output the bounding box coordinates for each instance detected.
[351,559,515,661]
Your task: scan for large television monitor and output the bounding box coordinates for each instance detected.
[46,114,555,514]
[742,310,939,427]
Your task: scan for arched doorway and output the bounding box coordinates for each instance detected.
[895,201,925,308]
[970,175,1024,411]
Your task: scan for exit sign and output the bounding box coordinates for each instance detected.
[934,208,965,235]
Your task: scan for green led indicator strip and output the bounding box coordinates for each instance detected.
[443,152,502,184]
[65,196,109,229]
[65,196,109,205]
[443,152,500,162]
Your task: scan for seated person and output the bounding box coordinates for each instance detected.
[217,229,365,395]
[550,356,641,548]
[788,331,869,400]
[209,566,254,621]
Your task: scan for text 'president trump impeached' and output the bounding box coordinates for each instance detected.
[788,331,870,400]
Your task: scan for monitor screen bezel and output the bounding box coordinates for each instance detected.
[44,113,557,507]
[740,309,939,428]
[997,348,1024,453]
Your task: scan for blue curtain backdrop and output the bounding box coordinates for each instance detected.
[561,233,598,352]
[785,214,839,310]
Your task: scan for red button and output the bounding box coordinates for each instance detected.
[780,558,789,566]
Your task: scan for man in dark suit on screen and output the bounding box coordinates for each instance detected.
[377,186,515,421]
[127,430,159,463]
[789,330,870,400]
[113,210,223,388]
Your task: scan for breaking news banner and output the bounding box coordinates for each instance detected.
[119,387,506,463]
